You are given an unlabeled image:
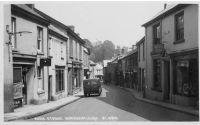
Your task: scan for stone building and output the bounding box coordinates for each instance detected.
[142,4,198,107]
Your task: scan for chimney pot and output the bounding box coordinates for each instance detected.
[164,3,167,9]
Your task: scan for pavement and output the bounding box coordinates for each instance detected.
[4,84,199,121]
[4,91,83,121]
[118,86,199,117]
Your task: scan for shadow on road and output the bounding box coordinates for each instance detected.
[88,84,199,121]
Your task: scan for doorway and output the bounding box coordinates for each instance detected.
[22,67,27,105]
[48,75,52,102]
[164,61,170,101]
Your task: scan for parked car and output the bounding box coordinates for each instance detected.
[83,79,102,97]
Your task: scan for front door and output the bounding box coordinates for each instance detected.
[22,68,27,105]
[48,75,52,102]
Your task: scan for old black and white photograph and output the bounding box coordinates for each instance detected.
[1,0,199,124]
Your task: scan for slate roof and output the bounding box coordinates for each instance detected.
[12,4,48,21]
[142,4,189,27]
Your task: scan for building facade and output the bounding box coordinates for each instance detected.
[143,4,199,107]
[83,47,90,79]
[11,4,50,107]
[89,60,96,79]
[94,63,103,80]
[67,26,85,94]
[117,50,138,89]
[4,4,88,113]
[34,8,70,101]
[3,4,14,113]
[136,37,146,95]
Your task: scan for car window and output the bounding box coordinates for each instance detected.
[84,81,90,86]
[91,81,98,85]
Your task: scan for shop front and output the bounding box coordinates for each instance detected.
[170,49,199,108]
[13,54,36,108]
[68,61,83,95]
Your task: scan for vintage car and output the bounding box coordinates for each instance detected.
[83,79,102,97]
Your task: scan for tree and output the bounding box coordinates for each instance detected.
[84,39,116,63]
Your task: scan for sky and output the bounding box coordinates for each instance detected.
[35,1,173,48]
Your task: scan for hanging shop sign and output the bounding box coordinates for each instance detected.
[40,58,51,66]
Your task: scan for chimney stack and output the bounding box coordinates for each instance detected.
[68,25,75,31]
[164,3,167,9]
[26,4,35,9]
[132,45,136,50]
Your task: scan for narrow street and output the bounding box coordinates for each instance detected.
[29,84,199,121]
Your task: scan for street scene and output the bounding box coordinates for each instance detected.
[2,1,199,123]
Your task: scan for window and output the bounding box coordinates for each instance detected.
[11,17,17,48]
[69,38,73,58]
[153,23,161,44]
[75,42,78,59]
[60,42,64,60]
[175,12,184,42]
[175,59,198,96]
[77,43,79,59]
[153,59,161,91]
[56,67,65,92]
[138,46,140,61]
[37,27,43,51]
[143,42,145,60]
[37,66,44,90]
[79,44,82,60]
[37,67,42,78]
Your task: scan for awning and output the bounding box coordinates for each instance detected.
[13,62,35,65]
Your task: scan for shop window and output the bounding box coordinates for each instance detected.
[153,23,161,44]
[153,59,162,91]
[175,59,198,96]
[56,68,64,92]
[175,11,184,42]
